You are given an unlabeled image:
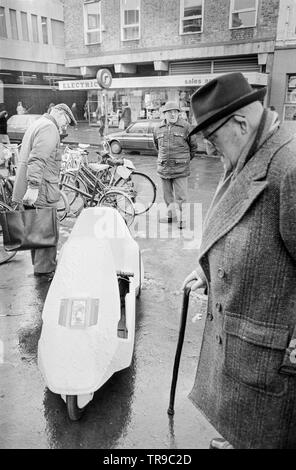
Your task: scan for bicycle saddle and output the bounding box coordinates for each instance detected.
[88,163,109,172]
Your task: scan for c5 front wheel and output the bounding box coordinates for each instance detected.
[66,395,85,421]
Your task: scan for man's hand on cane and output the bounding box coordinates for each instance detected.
[182,269,206,291]
[23,187,39,206]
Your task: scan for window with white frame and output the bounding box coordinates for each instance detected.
[21,12,29,41]
[0,7,7,38]
[180,0,203,34]
[31,14,39,42]
[121,0,140,41]
[41,16,48,44]
[230,0,258,29]
[9,9,18,40]
[84,0,101,45]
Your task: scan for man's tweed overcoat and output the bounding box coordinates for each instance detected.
[190,124,296,449]
[12,114,61,207]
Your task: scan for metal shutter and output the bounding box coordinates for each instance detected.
[213,56,260,73]
[169,60,212,75]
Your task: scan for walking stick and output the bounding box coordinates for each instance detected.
[167,283,192,416]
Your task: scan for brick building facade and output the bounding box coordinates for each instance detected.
[62,0,280,126]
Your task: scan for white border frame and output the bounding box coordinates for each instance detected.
[179,0,204,35]
[229,0,258,29]
[120,0,141,42]
[83,0,102,45]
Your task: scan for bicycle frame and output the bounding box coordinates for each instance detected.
[0,143,21,176]
[61,174,101,206]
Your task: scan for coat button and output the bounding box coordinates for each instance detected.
[217,268,225,279]
[215,334,222,344]
[215,302,222,312]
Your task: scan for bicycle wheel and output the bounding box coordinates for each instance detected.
[0,175,14,207]
[57,190,70,222]
[0,201,17,265]
[61,172,87,216]
[115,171,156,215]
[98,190,135,227]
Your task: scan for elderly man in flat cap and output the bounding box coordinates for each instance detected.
[12,103,76,279]
[153,101,198,229]
[182,72,296,449]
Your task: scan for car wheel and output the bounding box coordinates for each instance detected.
[110,140,122,154]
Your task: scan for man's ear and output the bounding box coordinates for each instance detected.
[234,115,248,134]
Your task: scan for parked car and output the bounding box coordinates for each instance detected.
[106,118,205,156]
[7,114,42,142]
[106,119,160,155]
[7,114,68,143]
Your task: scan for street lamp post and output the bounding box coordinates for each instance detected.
[96,69,113,137]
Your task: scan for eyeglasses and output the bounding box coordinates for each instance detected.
[166,110,179,115]
[203,114,245,141]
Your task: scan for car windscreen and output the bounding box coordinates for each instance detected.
[127,122,149,134]
[8,115,40,127]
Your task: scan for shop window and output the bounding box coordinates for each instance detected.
[9,9,18,40]
[286,75,296,103]
[0,7,7,38]
[284,75,296,120]
[229,0,258,29]
[31,14,39,43]
[84,0,101,45]
[51,19,64,47]
[121,0,140,41]
[180,0,203,34]
[21,12,29,41]
[41,16,48,44]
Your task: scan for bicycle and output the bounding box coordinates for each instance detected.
[60,141,156,216]
[0,200,17,265]
[99,139,156,215]
[0,143,21,206]
[59,152,135,227]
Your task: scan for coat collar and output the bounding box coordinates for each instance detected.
[199,126,296,262]
[43,113,60,132]
[159,117,184,129]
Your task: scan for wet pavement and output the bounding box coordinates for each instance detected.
[0,151,223,449]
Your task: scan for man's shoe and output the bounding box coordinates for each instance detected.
[34,271,55,281]
[209,438,234,449]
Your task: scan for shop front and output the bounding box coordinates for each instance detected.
[59,72,268,128]
[283,75,296,121]
[270,49,296,121]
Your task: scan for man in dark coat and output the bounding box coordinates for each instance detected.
[153,101,198,229]
[12,103,76,279]
[121,102,131,129]
[183,72,296,449]
[0,103,9,144]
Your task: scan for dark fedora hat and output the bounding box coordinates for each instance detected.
[189,72,266,136]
